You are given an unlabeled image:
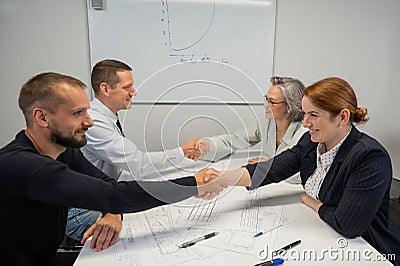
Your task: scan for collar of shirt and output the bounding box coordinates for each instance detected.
[279,121,303,147]
[316,129,352,170]
[91,97,119,122]
[304,129,352,199]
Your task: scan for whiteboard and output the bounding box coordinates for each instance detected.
[87,0,276,104]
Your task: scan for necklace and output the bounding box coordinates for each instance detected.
[276,130,287,148]
[276,128,287,135]
[276,125,289,148]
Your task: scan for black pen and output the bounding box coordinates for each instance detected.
[254,257,284,266]
[277,239,301,251]
[254,241,300,266]
[178,232,218,248]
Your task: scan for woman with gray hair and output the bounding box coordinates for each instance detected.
[197,76,307,184]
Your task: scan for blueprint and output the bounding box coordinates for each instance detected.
[112,185,289,266]
[75,150,387,266]
[75,151,293,266]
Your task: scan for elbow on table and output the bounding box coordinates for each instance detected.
[320,208,367,239]
[338,230,360,239]
[334,224,365,239]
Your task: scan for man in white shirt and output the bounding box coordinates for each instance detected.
[66,59,200,242]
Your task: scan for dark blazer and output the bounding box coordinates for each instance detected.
[246,127,400,265]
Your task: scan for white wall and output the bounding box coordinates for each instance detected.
[1,0,399,177]
[274,0,400,177]
[0,0,90,145]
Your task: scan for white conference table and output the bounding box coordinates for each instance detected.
[74,151,392,266]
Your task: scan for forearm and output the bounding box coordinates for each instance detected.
[29,165,198,214]
[143,148,184,174]
[84,122,185,178]
[101,177,199,213]
[245,147,301,190]
[220,168,252,187]
[200,136,232,161]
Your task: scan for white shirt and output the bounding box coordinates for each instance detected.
[81,98,185,181]
[305,130,351,199]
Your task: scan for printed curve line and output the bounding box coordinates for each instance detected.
[166,0,216,52]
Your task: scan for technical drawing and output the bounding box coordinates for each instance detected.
[116,223,143,266]
[114,160,289,265]
[187,199,218,222]
[160,0,221,64]
[240,190,261,229]
[160,0,216,55]
[113,187,289,265]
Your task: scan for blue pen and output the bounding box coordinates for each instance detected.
[254,224,284,237]
[254,257,284,266]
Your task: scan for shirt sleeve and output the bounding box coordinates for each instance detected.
[202,124,262,161]
[83,114,185,178]
[25,153,198,214]
[246,146,301,190]
[245,133,309,190]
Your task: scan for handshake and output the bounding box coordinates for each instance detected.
[181,138,267,164]
[193,167,251,199]
[181,138,211,161]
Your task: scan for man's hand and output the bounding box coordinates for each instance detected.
[181,138,202,160]
[81,213,123,252]
[247,157,266,164]
[194,167,252,200]
[194,168,226,199]
[301,192,323,213]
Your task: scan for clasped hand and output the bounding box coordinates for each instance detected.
[181,138,211,160]
[194,168,226,199]
[194,167,252,199]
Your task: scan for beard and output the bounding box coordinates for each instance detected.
[51,131,87,148]
[50,121,87,148]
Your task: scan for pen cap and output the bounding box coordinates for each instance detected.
[273,258,284,265]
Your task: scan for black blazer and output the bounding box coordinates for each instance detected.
[246,127,400,265]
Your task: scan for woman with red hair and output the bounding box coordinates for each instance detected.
[220,77,400,265]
